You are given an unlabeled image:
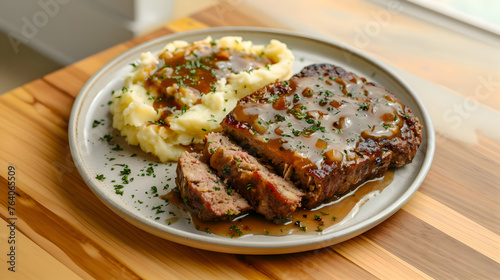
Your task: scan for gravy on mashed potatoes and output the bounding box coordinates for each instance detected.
[110,36,294,162]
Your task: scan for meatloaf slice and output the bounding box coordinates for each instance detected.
[203,132,304,221]
[221,63,422,208]
[176,152,251,221]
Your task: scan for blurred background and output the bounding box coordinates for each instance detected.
[0,0,498,94]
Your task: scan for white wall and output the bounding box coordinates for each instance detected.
[0,0,174,65]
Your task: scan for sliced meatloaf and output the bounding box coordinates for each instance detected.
[221,63,422,208]
[203,132,304,221]
[176,152,251,221]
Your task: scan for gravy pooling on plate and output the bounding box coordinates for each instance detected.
[165,169,394,237]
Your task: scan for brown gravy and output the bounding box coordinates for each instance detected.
[164,169,394,237]
[144,42,272,124]
[229,74,406,175]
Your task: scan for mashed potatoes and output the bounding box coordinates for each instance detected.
[110,36,294,162]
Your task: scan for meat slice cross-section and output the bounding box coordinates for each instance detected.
[203,132,304,221]
[176,152,251,221]
[221,63,422,208]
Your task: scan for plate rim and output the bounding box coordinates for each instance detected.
[69,26,435,254]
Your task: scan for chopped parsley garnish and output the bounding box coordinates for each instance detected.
[99,134,113,143]
[290,109,307,119]
[265,94,278,103]
[121,175,129,184]
[114,185,124,195]
[111,144,123,151]
[229,225,243,236]
[92,119,104,128]
[275,114,286,122]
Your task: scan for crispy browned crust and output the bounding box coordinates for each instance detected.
[221,64,422,208]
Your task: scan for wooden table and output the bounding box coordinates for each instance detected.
[1,1,499,279]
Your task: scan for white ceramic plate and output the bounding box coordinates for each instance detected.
[69,27,435,254]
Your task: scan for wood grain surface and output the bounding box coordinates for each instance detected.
[1,1,499,279]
